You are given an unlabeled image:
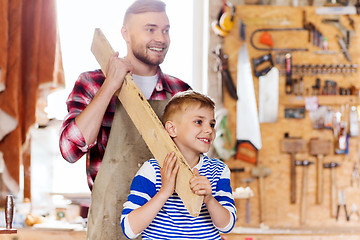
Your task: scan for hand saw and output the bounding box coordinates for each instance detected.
[236,43,262,152]
[259,67,279,123]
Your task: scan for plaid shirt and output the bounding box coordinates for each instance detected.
[59,67,191,190]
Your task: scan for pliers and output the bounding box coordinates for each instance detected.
[336,189,349,221]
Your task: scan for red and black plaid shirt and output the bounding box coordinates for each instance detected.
[59,67,191,190]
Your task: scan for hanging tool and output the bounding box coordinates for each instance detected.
[211,1,236,37]
[356,0,360,14]
[259,67,279,123]
[236,141,257,164]
[213,45,238,100]
[310,138,331,204]
[288,63,357,76]
[349,203,360,221]
[324,162,340,218]
[351,161,360,187]
[336,35,352,62]
[236,43,262,151]
[250,28,309,52]
[252,53,274,77]
[322,18,353,48]
[303,22,323,48]
[231,168,245,192]
[239,19,246,41]
[242,178,255,224]
[281,136,307,204]
[259,32,273,47]
[251,165,271,223]
[336,189,349,221]
[285,53,292,95]
[296,160,314,225]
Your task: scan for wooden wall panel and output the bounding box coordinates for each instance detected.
[222,5,360,229]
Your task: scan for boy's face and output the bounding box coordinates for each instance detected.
[170,105,216,156]
[124,11,170,66]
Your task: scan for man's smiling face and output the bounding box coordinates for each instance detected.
[126,11,170,66]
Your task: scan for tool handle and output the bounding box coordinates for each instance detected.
[222,70,238,100]
[300,167,308,225]
[246,199,250,224]
[290,154,296,204]
[5,195,14,229]
[331,169,337,218]
[259,176,265,223]
[316,155,324,204]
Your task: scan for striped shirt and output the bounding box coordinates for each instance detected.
[121,154,236,240]
[59,67,191,190]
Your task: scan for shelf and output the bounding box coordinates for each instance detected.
[280,95,359,107]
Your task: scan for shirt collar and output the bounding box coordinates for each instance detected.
[192,154,205,171]
[155,67,172,94]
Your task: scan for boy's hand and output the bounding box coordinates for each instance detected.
[159,152,179,198]
[190,168,212,203]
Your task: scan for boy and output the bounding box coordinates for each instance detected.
[121,90,236,239]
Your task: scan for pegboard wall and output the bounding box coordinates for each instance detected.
[221,5,360,229]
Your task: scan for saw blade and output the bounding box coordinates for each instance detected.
[236,43,262,150]
[259,67,279,123]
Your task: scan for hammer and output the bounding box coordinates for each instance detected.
[296,160,314,225]
[324,162,340,218]
[281,138,306,204]
[309,138,331,204]
[251,165,271,223]
[242,178,255,224]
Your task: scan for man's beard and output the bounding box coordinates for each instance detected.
[132,46,167,66]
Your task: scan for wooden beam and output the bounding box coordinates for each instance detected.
[90,28,203,215]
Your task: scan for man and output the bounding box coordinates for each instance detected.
[59,0,191,190]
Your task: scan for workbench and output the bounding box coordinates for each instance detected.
[0,228,86,240]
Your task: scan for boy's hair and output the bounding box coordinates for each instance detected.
[162,90,215,124]
[123,0,166,25]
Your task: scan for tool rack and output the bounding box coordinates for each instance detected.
[220,5,360,230]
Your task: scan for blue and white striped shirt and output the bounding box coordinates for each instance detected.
[121,154,236,239]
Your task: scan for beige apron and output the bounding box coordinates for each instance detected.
[87,97,169,240]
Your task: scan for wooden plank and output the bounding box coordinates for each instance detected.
[90,28,203,216]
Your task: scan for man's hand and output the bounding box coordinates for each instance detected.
[105,52,133,93]
[190,168,212,203]
[159,152,179,198]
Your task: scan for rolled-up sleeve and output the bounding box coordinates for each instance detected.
[214,165,237,233]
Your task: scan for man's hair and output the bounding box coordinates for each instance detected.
[123,0,166,25]
[162,90,215,124]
